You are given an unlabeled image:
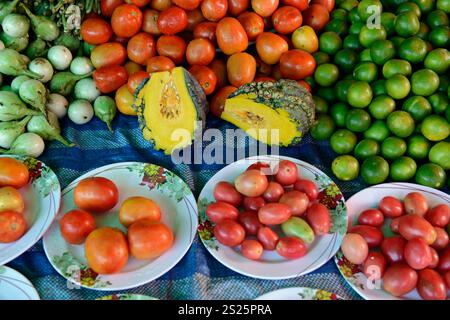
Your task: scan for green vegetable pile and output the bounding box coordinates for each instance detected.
[309,0,450,189]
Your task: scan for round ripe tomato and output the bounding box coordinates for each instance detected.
[60,210,96,245]
[124,61,143,75]
[216,17,248,55]
[239,211,264,235]
[341,233,369,264]
[127,32,156,65]
[311,0,334,12]
[275,160,298,185]
[156,35,187,64]
[425,204,450,228]
[296,80,311,92]
[90,42,127,69]
[229,0,250,16]
[272,6,303,35]
[293,179,318,201]
[115,84,137,115]
[281,0,308,11]
[417,269,447,300]
[237,12,265,41]
[251,0,279,17]
[132,0,151,7]
[431,227,449,250]
[206,201,239,223]
[363,252,387,280]
[173,0,201,10]
[208,58,227,89]
[258,203,292,225]
[127,70,149,94]
[214,219,245,247]
[94,65,128,93]
[193,21,217,42]
[279,190,309,216]
[227,52,256,87]
[157,7,188,35]
[256,32,289,65]
[201,0,228,22]
[404,238,432,270]
[257,226,279,250]
[383,263,418,297]
[0,187,24,213]
[111,4,143,38]
[210,85,237,117]
[101,0,124,16]
[241,239,264,260]
[404,192,428,216]
[147,56,175,73]
[0,211,27,243]
[262,181,284,203]
[276,236,307,259]
[358,209,384,227]
[381,236,406,264]
[119,196,160,227]
[0,158,29,189]
[235,169,269,197]
[243,196,266,212]
[280,49,316,80]
[74,177,119,214]
[302,4,329,32]
[142,9,161,36]
[128,220,173,259]
[186,38,215,66]
[306,203,331,235]
[378,196,404,218]
[188,65,217,95]
[186,8,205,31]
[213,181,243,207]
[80,18,113,45]
[150,0,172,11]
[85,227,128,274]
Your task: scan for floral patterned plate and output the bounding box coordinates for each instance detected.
[255,287,342,300]
[198,155,348,280]
[335,183,450,300]
[43,162,198,291]
[97,294,159,300]
[0,266,40,300]
[0,155,61,265]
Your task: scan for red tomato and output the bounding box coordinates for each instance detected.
[243,196,266,212]
[417,269,447,300]
[238,211,264,235]
[131,0,151,6]
[146,56,175,73]
[302,4,329,31]
[381,237,406,264]
[0,211,27,243]
[296,80,311,92]
[357,209,384,227]
[209,85,237,117]
[280,49,316,80]
[119,196,161,227]
[128,220,173,259]
[193,21,217,41]
[341,233,368,264]
[201,0,228,21]
[279,190,309,216]
[378,196,404,218]
[404,238,432,270]
[234,169,269,197]
[281,0,308,11]
[425,204,450,227]
[111,4,143,37]
[90,42,127,69]
[438,248,450,273]
[306,203,331,235]
[256,32,289,65]
[227,52,256,87]
[188,65,217,95]
[241,239,264,260]
[257,226,279,250]
[213,181,243,207]
[151,0,172,11]
[74,177,119,213]
[348,225,384,248]
[186,8,205,31]
[429,247,439,268]
[94,65,129,93]
[142,9,161,36]
[311,0,335,12]
[101,0,124,16]
[206,201,239,223]
[127,70,149,94]
[432,227,449,250]
[157,7,188,35]
[398,214,437,245]
[127,32,156,65]
[272,6,303,34]
[214,219,246,246]
[216,17,248,55]
[186,38,216,66]
[275,160,298,186]
[251,0,279,17]
[80,18,113,45]
[173,0,201,10]
[404,192,429,216]
[258,203,292,225]
[293,179,319,201]
[255,76,276,82]
[363,252,386,280]
[262,181,284,203]
[0,158,29,189]
[229,0,250,16]
[208,58,228,89]
[237,12,265,41]
[383,263,418,297]
[390,217,401,233]
[60,210,96,245]
[276,236,307,259]
[156,35,187,64]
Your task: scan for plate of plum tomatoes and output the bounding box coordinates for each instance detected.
[335,183,450,300]
[198,155,348,280]
[43,162,197,290]
[0,156,60,265]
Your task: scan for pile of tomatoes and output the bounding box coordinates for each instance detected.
[81,0,333,116]
[206,160,332,260]
[59,176,173,274]
[341,192,450,300]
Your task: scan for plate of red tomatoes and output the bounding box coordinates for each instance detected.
[43,162,197,290]
[335,183,450,300]
[198,155,348,279]
[0,156,60,265]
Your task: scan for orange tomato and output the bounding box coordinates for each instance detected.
[228,0,250,16]
[210,86,237,117]
[201,0,228,22]
[291,25,318,53]
[0,211,27,243]
[150,0,172,11]
[90,42,127,69]
[131,0,151,7]
[173,0,202,10]
[302,4,329,31]
[80,18,113,45]
[111,4,143,38]
[186,8,205,31]
[157,6,188,35]
[0,158,29,189]
[119,196,161,227]
[124,60,143,76]
[237,11,265,41]
[186,38,216,66]
[251,0,279,17]
[127,32,156,65]
[74,177,119,214]
[147,56,175,73]
[256,32,289,65]
[216,17,248,55]
[128,220,174,259]
[279,49,316,80]
[127,70,149,93]
[193,21,217,42]
[0,186,25,213]
[116,84,137,115]
[208,58,228,89]
[281,0,308,11]
[156,35,187,65]
[60,210,96,245]
[142,9,162,36]
[189,65,217,95]
[272,6,303,34]
[227,52,256,87]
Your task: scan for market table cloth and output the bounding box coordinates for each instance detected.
[6,113,372,300]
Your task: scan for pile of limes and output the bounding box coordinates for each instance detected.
[309,0,450,189]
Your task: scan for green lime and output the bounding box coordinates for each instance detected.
[395,11,420,37]
[364,120,391,141]
[402,96,432,121]
[334,49,359,74]
[348,81,373,108]
[428,92,449,114]
[345,109,372,132]
[424,49,450,75]
[349,22,364,35]
[412,0,435,13]
[429,141,450,170]
[359,25,387,48]
[398,37,427,64]
[382,59,412,78]
[330,103,350,127]
[428,26,450,48]
[381,136,407,159]
[332,155,360,181]
[361,156,390,184]
[437,0,450,13]
[313,52,331,65]
[354,139,380,159]
[381,12,397,36]
[325,19,348,37]
[407,135,431,159]
[371,79,387,96]
[319,32,343,55]
[344,34,364,51]
[390,156,417,181]
[369,95,396,119]
[397,2,422,17]
[342,0,360,12]
[438,75,449,93]
[385,74,411,99]
[330,129,358,154]
[353,62,378,82]
[331,9,348,21]
[304,76,315,89]
[358,0,383,21]
[313,95,329,113]
[387,111,415,137]
[316,86,337,103]
[391,36,406,49]
[411,69,440,96]
[370,40,396,65]
[314,63,340,86]
[348,6,362,22]
[415,163,447,189]
[360,48,373,62]
[421,115,450,141]
[427,10,449,28]
[335,80,356,102]
[446,106,450,121]
[416,22,430,40]
[311,114,335,140]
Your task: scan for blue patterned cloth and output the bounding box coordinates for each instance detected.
[6,113,377,300]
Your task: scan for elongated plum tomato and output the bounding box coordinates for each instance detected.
[101,0,124,17]
[127,70,149,94]
[90,42,127,69]
[216,17,248,55]
[280,49,316,80]
[272,6,303,35]
[277,236,307,259]
[251,0,279,17]
[157,6,188,35]
[378,196,404,218]
[235,169,268,197]
[381,236,406,264]
[302,4,329,31]
[94,65,128,93]
[357,209,384,227]
[425,204,450,227]
[111,4,143,38]
[201,0,228,22]
[257,226,279,250]
[142,9,161,36]
[348,225,384,248]
[404,238,432,270]
[0,187,24,213]
[363,252,387,280]
[128,220,173,259]
[341,233,368,264]
[282,0,308,11]
[146,56,175,73]
[238,211,263,235]
[403,192,428,216]
[275,160,299,185]
[243,196,266,212]
[306,203,331,235]
[60,210,96,245]
[227,52,256,87]
[0,211,27,243]
[119,196,161,227]
[229,0,250,16]
[237,11,264,41]
[193,22,217,41]
[398,215,437,245]
[127,32,156,65]
[383,263,418,297]
[80,18,112,45]
[431,227,449,250]
[156,35,186,65]
[173,0,202,10]
[417,269,447,300]
[0,158,29,189]
[85,227,128,274]
[74,177,119,214]
[258,203,292,225]
[241,239,264,260]
[209,86,237,118]
[262,181,284,203]
[188,65,217,95]
[206,201,239,223]
[293,179,319,201]
[256,32,289,65]
[279,190,309,216]
[214,219,245,247]
[186,38,215,66]
[213,181,243,207]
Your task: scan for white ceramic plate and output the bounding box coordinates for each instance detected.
[256,287,342,300]
[0,156,61,265]
[97,294,159,300]
[0,266,40,300]
[43,162,198,291]
[198,155,348,280]
[334,182,450,300]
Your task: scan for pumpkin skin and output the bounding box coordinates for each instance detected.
[221,80,315,146]
[134,67,207,154]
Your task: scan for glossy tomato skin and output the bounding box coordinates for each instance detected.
[383,263,418,297]
[156,35,186,64]
[363,252,387,280]
[127,32,156,65]
[262,181,285,203]
[115,84,136,115]
[0,211,27,243]
[239,211,264,235]
[293,179,319,201]
[241,239,264,260]
[142,9,161,36]
[208,58,227,88]
[216,17,248,55]
[60,210,96,245]
[186,38,215,66]
[425,204,450,228]
[404,192,428,216]
[438,248,450,273]
[94,65,129,93]
[258,203,292,225]
[306,203,331,235]
[111,4,143,38]
[173,0,202,10]
[101,0,124,17]
[256,32,289,65]
[272,6,303,35]
[311,0,334,12]
[276,236,307,259]
[188,65,217,95]
[214,219,246,247]
[186,8,205,31]
[91,42,127,69]
[229,0,250,16]
[201,0,228,21]
[282,0,308,11]
[74,177,119,213]
[302,4,329,31]
[398,215,437,245]
[279,190,309,216]
[275,160,298,185]
[151,0,172,11]
[132,0,151,7]
[237,11,265,41]
[243,196,266,212]
[417,269,447,300]
[119,196,161,227]
[404,238,432,270]
[251,0,279,17]
[379,196,404,218]
[206,201,239,223]
[280,49,316,80]
[341,233,369,264]
[431,227,449,250]
[348,225,384,248]
[213,181,243,207]
[146,56,175,73]
[381,237,406,264]
[227,53,256,87]
[128,220,173,259]
[80,18,113,45]
[209,85,237,117]
[0,187,24,213]
[157,7,188,35]
[358,209,384,227]
[235,169,268,197]
[193,21,217,42]
[0,158,29,189]
[257,226,279,250]
[127,70,149,93]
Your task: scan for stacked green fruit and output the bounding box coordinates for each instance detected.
[310,0,450,189]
